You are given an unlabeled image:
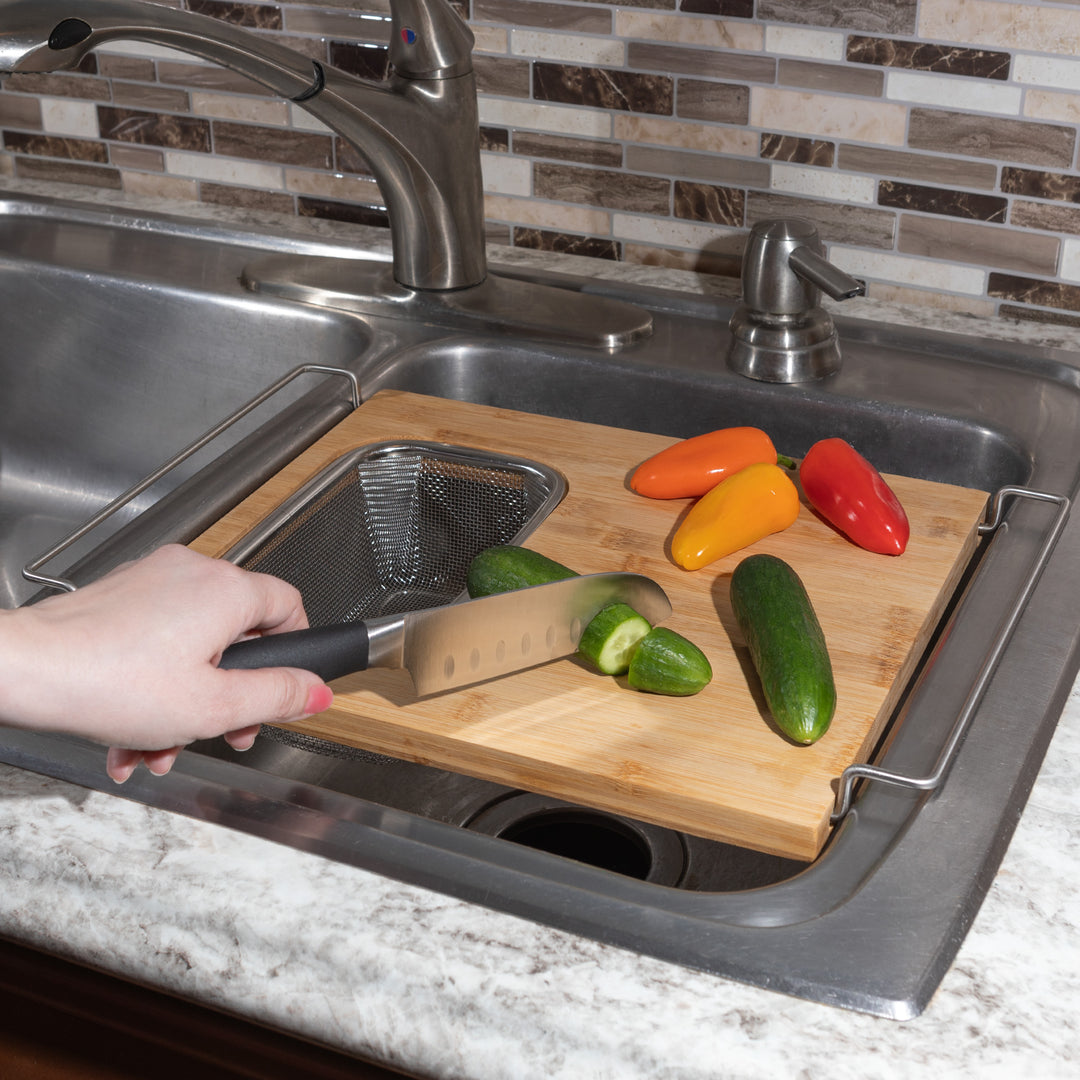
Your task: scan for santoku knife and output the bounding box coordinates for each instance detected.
[218,572,671,694]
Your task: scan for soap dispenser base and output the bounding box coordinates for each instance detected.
[726,305,841,382]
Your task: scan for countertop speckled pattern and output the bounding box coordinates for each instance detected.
[0,178,1078,1079]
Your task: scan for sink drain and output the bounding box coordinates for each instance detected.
[467,794,686,886]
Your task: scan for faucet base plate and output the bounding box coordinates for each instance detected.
[726,304,841,382]
[242,254,653,350]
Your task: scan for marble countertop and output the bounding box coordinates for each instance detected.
[0,178,1078,1078]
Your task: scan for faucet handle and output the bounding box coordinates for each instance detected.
[389,0,474,80]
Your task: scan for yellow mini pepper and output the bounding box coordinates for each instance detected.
[671,462,800,571]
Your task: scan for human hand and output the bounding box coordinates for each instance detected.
[0,545,333,782]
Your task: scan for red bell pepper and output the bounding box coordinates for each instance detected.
[799,438,909,556]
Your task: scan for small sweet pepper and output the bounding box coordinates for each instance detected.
[631,426,785,499]
[799,438,909,556]
[671,462,801,570]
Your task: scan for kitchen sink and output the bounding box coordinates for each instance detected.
[3,189,1080,1019]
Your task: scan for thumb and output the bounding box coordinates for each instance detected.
[218,668,334,727]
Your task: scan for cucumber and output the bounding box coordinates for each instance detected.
[577,603,653,675]
[729,554,835,745]
[627,627,712,696]
[466,544,577,598]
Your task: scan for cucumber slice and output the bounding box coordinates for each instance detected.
[627,627,712,696]
[577,603,653,675]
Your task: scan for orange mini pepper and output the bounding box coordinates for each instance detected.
[631,426,782,499]
[671,462,800,571]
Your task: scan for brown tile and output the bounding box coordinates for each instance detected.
[878,180,1007,222]
[335,139,374,177]
[777,59,884,97]
[838,143,997,190]
[298,196,389,229]
[989,273,1080,313]
[846,36,1010,80]
[201,181,296,214]
[534,64,673,115]
[909,109,1076,169]
[1010,200,1080,234]
[1001,166,1080,203]
[898,214,1058,275]
[997,304,1080,329]
[96,55,155,82]
[474,55,531,98]
[14,156,122,189]
[676,80,749,125]
[98,107,211,152]
[213,120,332,167]
[480,126,510,153]
[3,132,107,163]
[760,134,834,167]
[485,221,512,245]
[534,162,669,213]
[513,227,621,260]
[674,180,744,226]
[328,43,390,81]
[629,145,768,185]
[111,83,191,113]
[586,0,675,7]
[4,72,109,101]
[680,0,753,15]
[0,97,41,129]
[757,0,916,34]
[628,43,774,82]
[473,0,611,32]
[514,132,623,167]
[747,191,896,247]
[187,1,283,28]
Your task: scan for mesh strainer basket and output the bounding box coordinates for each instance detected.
[223,441,566,628]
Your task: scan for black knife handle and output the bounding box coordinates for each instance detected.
[218,622,371,683]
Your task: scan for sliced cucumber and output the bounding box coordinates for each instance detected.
[577,603,653,675]
[627,627,712,696]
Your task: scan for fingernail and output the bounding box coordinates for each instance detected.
[304,684,334,716]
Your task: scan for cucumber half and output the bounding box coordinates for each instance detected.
[627,627,713,696]
[577,603,653,675]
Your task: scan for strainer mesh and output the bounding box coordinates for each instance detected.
[239,447,554,628]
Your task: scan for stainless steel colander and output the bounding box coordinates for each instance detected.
[223,441,566,628]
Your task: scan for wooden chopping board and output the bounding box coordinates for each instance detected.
[191,390,989,861]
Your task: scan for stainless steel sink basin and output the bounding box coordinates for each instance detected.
[3,190,1080,1020]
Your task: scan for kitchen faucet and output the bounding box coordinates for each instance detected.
[0,0,652,347]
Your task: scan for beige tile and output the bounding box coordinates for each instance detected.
[771,163,876,204]
[1024,90,1080,124]
[121,171,198,200]
[920,0,1080,55]
[286,168,383,204]
[868,281,996,316]
[484,193,611,233]
[615,12,763,51]
[190,92,290,125]
[830,244,986,294]
[510,30,625,66]
[749,88,907,145]
[613,115,758,156]
[283,8,390,42]
[886,70,1021,115]
[479,98,613,138]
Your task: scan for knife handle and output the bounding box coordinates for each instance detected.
[218,623,371,683]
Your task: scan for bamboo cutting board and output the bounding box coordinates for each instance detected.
[191,390,989,861]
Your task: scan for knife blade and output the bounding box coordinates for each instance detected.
[218,572,671,694]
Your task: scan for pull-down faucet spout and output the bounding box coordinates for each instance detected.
[0,0,485,292]
[0,0,654,347]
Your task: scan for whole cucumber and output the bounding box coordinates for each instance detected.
[730,554,836,745]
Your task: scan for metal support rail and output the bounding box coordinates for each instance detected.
[830,485,1071,822]
[23,364,360,595]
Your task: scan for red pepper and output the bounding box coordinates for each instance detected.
[631,427,782,499]
[799,438,909,556]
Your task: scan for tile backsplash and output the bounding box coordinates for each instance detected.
[7,0,1080,323]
